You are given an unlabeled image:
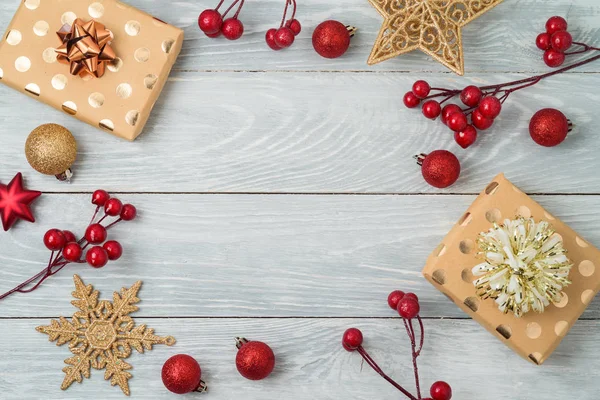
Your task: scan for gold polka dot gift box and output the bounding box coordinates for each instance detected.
[422,173,600,365]
[0,0,184,141]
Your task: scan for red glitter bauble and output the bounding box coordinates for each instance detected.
[162,354,204,394]
[418,150,461,189]
[235,338,275,380]
[529,108,571,147]
[312,20,352,59]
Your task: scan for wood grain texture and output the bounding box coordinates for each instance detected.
[0,194,598,318]
[0,318,598,400]
[2,72,600,193]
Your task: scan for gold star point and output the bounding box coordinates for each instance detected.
[367,0,504,75]
[36,275,176,396]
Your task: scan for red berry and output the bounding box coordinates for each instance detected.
[412,80,431,99]
[472,109,494,130]
[546,16,568,35]
[441,104,462,126]
[63,242,83,262]
[478,97,502,119]
[120,204,137,221]
[265,29,281,50]
[62,230,77,243]
[86,246,109,268]
[103,240,123,261]
[92,190,110,207]
[536,33,551,50]
[397,298,420,319]
[44,229,66,251]
[447,112,468,132]
[221,18,244,40]
[342,328,363,351]
[387,290,405,310]
[551,31,572,52]
[430,381,452,400]
[198,9,223,34]
[104,198,123,216]
[422,100,441,119]
[454,125,478,149]
[460,85,482,107]
[404,92,421,108]
[85,223,107,244]
[274,27,295,48]
[206,31,221,38]
[286,19,302,36]
[404,293,419,302]
[544,49,566,67]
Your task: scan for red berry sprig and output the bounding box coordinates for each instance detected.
[199,0,246,40]
[342,291,452,400]
[266,0,300,50]
[536,16,600,68]
[0,190,137,301]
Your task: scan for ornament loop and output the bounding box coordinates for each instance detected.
[194,380,208,393]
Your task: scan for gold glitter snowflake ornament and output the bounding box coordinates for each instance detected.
[36,275,176,395]
[473,217,573,318]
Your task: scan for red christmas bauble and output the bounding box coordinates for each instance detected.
[235,338,275,380]
[529,108,571,147]
[418,150,461,189]
[430,381,453,400]
[312,20,352,59]
[342,328,363,351]
[222,18,244,40]
[162,354,205,394]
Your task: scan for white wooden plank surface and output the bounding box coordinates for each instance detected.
[0,318,598,400]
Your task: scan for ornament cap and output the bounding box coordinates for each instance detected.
[194,380,208,393]
[414,153,427,166]
[55,168,73,183]
[346,25,357,38]
[568,119,574,132]
[235,337,249,349]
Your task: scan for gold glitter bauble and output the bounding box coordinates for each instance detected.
[25,123,77,176]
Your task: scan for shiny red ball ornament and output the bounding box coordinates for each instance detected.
[478,96,502,119]
[274,27,295,48]
[120,204,137,221]
[403,92,421,108]
[544,49,565,67]
[312,20,353,59]
[342,328,364,351]
[460,85,482,107]
[63,242,83,262]
[417,150,461,189]
[104,198,123,216]
[430,381,453,400]
[62,230,77,243]
[454,125,478,149]
[529,108,571,147]
[162,354,207,394]
[412,80,431,99]
[471,109,494,131]
[546,16,568,35]
[91,189,110,207]
[235,338,275,380]
[536,32,551,50]
[265,29,281,50]
[447,112,468,132]
[422,100,441,119]
[85,223,107,244]
[222,18,244,40]
[0,172,41,231]
[44,229,66,251]
[198,9,223,35]
[441,104,462,126]
[103,240,123,261]
[387,290,406,310]
[286,19,302,36]
[86,246,109,268]
[397,297,420,319]
[551,31,572,52]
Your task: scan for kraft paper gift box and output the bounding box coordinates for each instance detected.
[0,0,184,141]
[422,173,600,365]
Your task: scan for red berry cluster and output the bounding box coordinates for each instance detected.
[266,0,300,50]
[536,16,600,67]
[341,291,452,400]
[0,190,136,301]
[199,0,245,40]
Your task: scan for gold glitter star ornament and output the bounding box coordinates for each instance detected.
[36,275,176,396]
[367,0,504,75]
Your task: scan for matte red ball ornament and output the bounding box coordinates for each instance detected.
[312,20,354,59]
[274,27,295,48]
[529,108,572,147]
[536,33,551,50]
[387,290,405,310]
[551,31,572,52]
[103,240,123,261]
[460,85,482,107]
[454,125,478,149]
[397,298,420,319]
[198,9,223,35]
[221,18,244,40]
[44,229,66,251]
[441,104,462,126]
[286,19,302,36]
[235,338,275,380]
[544,49,565,67]
[104,198,123,216]
[342,328,364,351]
[546,16,568,35]
[63,242,83,262]
[120,204,137,221]
[162,354,207,394]
[412,80,431,99]
[422,100,441,119]
[85,223,107,244]
[86,246,108,268]
[430,381,453,400]
[416,150,461,189]
[91,189,110,207]
[403,92,421,108]
[471,109,494,131]
[0,172,41,231]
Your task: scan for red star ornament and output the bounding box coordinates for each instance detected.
[0,173,42,231]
